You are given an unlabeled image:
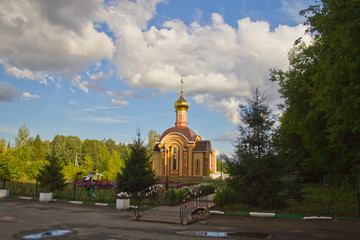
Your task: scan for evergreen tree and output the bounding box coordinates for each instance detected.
[116,130,156,193]
[226,88,286,209]
[37,155,66,192]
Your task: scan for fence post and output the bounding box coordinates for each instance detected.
[73,181,76,200]
[357,180,360,218]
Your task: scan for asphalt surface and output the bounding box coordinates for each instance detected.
[0,198,359,240]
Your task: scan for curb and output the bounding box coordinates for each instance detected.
[9,195,115,207]
[210,210,360,221]
[8,196,360,221]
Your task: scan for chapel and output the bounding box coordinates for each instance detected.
[152,80,212,179]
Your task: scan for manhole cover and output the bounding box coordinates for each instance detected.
[23,230,72,239]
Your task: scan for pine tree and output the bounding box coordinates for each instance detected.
[36,155,66,192]
[116,130,156,193]
[226,88,286,209]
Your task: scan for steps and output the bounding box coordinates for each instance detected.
[139,206,181,224]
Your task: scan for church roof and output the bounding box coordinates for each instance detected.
[159,127,199,143]
[174,79,189,110]
[193,140,211,152]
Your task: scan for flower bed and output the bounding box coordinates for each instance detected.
[70,179,116,190]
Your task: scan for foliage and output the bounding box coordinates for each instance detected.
[36,155,66,192]
[200,183,216,195]
[0,139,12,181]
[3,125,129,181]
[147,130,161,153]
[216,157,228,174]
[270,0,360,182]
[213,188,237,206]
[116,130,156,193]
[226,88,289,209]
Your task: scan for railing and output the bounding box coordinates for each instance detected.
[134,185,167,220]
[179,189,214,224]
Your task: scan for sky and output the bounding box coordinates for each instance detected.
[0,0,314,155]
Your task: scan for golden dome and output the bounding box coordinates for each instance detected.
[174,79,189,110]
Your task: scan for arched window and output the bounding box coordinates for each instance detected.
[172,147,177,170]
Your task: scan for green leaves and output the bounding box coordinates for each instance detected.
[273,0,360,182]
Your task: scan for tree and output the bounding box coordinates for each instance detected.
[116,130,156,193]
[82,139,104,171]
[37,155,66,192]
[81,155,94,173]
[14,125,33,180]
[226,88,286,209]
[271,0,360,182]
[147,130,160,153]
[0,139,11,182]
[28,134,45,179]
[51,135,82,167]
[15,125,30,150]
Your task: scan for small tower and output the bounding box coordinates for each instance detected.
[174,79,189,127]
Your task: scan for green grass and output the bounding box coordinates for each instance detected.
[282,184,358,218]
[215,184,359,218]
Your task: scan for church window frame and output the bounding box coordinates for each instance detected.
[172,147,177,170]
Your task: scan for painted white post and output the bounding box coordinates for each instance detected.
[0,189,9,198]
[39,192,53,202]
[116,198,130,210]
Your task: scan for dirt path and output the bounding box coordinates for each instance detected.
[0,198,359,239]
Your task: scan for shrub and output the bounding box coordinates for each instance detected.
[213,188,237,206]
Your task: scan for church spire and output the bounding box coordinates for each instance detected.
[174,79,189,127]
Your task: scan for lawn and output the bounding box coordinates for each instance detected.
[214,183,359,218]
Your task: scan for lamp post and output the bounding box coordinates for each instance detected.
[165,146,172,191]
[220,154,223,180]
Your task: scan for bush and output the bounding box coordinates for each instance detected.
[200,183,216,195]
[213,188,237,206]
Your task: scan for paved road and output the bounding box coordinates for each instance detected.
[0,198,359,239]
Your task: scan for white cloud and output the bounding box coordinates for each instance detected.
[0,82,18,102]
[87,70,114,81]
[83,105,121,111]
[0,125,18,135]
[78,81,89,93]
[109,98,129,106]
[0,0,114,84]
[212,130,237,142]
[81,116,129,124]
[105,8,311,124]
[21,92,40,101]
[0,0,312,126]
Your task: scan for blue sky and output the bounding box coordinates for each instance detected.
[0,0,314,155]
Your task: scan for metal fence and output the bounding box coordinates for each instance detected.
[1,179,117,203]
